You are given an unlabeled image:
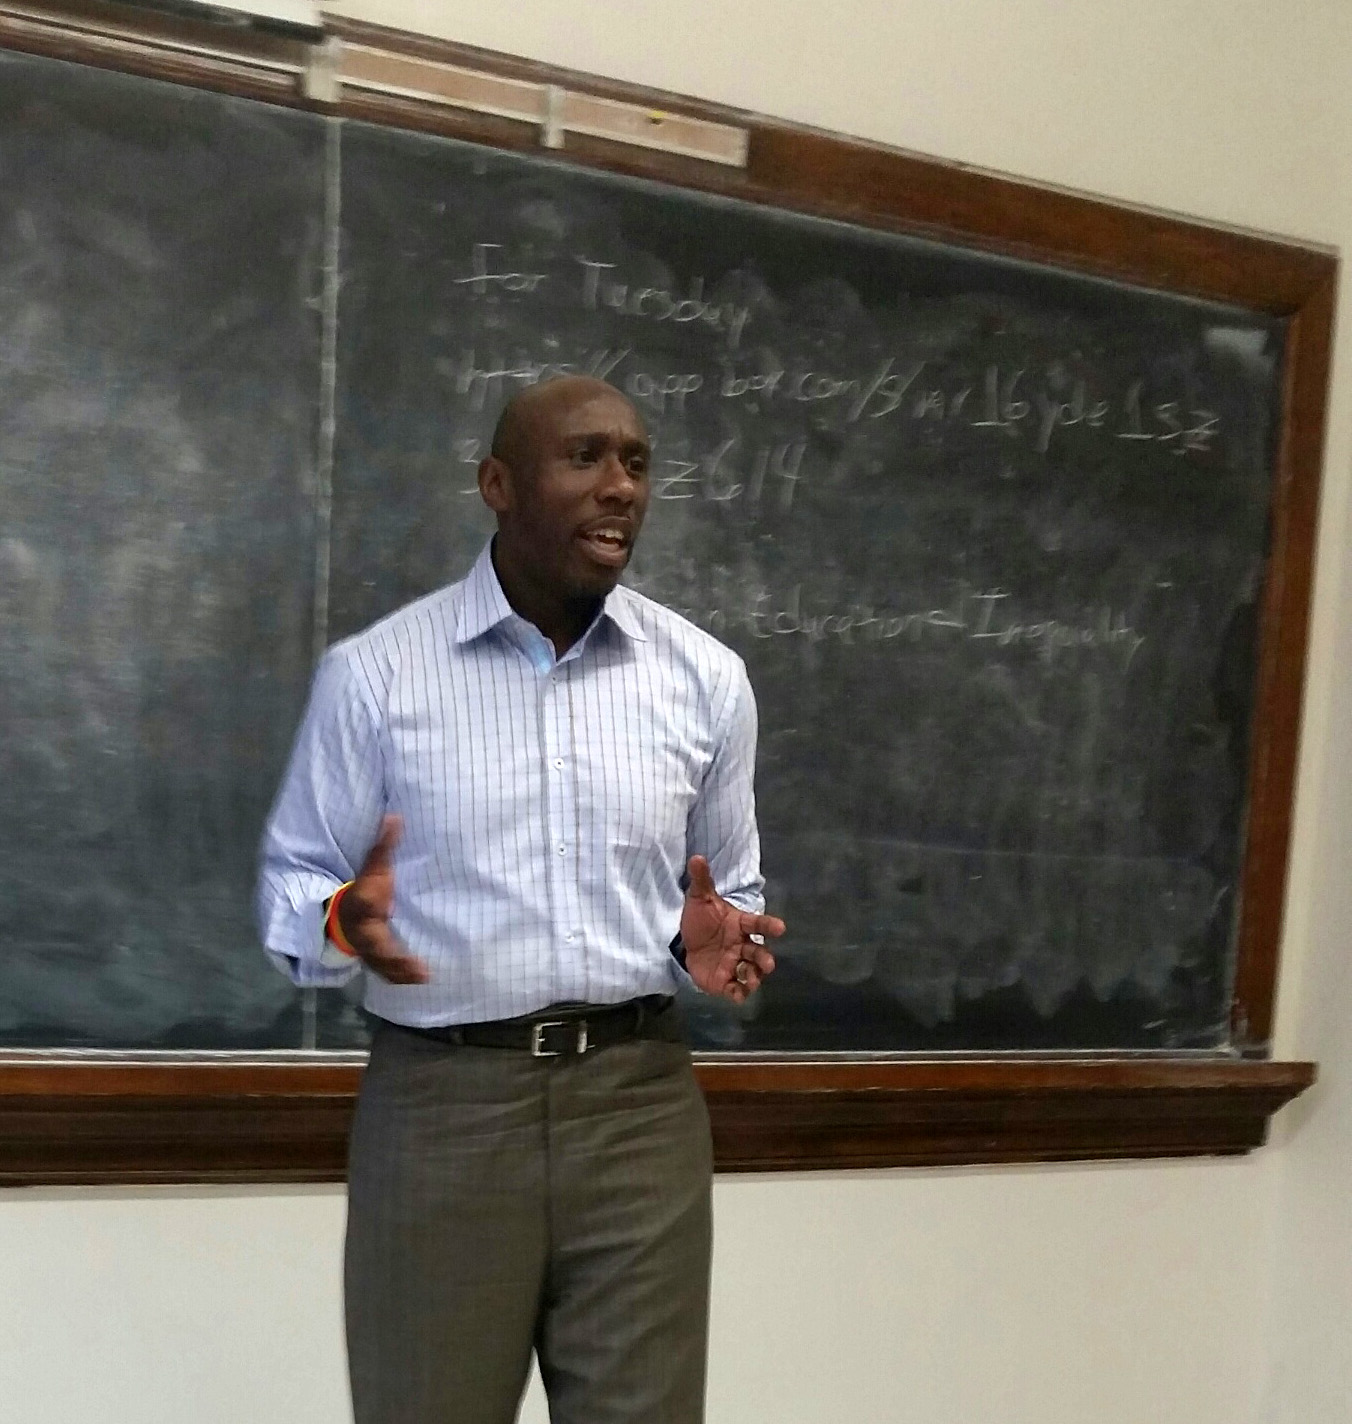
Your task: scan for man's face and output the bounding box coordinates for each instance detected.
[492,388,652,601]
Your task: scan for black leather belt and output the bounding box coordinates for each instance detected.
[390,995,674,1057]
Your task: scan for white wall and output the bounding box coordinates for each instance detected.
[0,1163,1275,1424]
[5,3,1351,1421]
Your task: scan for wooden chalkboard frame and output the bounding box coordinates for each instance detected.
[0,1,1326,1181]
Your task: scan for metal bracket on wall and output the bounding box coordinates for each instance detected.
[299,29,337,102]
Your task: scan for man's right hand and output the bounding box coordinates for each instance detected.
[335,815,431,985]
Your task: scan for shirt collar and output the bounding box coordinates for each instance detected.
[454,540,648,646]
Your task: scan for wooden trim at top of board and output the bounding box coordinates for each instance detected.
[0,2,1336,308]
[0,1057,1317,1184]
[0,0,313,102]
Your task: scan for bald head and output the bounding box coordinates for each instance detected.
[490,376,642,474]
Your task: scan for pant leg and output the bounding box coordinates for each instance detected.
[345,1022,551,1424]
[536,1026,714,1424]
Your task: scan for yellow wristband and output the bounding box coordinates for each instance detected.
[324,882,359,958]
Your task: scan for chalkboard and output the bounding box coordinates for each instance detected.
[0,50,1289,1053]
[0,52,324,1047]
[327,121,1281,1053]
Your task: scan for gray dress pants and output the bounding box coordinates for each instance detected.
[344,1010,714,1424]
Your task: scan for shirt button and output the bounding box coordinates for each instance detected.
[565,933,575,943]
[553,758,564,770]
[557,843,567,855]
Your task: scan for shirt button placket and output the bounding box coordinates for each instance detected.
[544,665,580,998]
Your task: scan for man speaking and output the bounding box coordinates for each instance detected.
[257,376,784,1424]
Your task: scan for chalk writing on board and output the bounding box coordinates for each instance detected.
[654,440,808,508]
[451,437,809,507]
[447,245,756,348]
[718,359,1221,452]
[447,357,707,417]
[575,257,753,348]
[666,584,1147,669]
[437,347,632,410]
[436,343,1223,460]
[452,242,547,294]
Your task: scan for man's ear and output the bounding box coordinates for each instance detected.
[478,455,513,514]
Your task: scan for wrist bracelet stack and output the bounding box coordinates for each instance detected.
[324,881,359,957]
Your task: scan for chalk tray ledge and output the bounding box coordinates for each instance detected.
[0,1055,1314,1184]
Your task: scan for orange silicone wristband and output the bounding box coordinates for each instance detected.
[325,882,359,957]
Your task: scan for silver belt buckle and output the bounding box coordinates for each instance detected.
[530,1019,590,1056]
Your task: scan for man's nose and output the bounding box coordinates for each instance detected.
[597,453,637,503]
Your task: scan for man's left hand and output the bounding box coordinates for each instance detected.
[679,855,785,1003]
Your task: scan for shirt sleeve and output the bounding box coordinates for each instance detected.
[686,656,766,918]
[255,645,387,987]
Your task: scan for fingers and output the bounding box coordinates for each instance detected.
[723,958,762,1003]
[339,819,425,983]
[744,942,776,976]
[364,949,431,986]
[359,814,403,879]
[736,913,782,975]
[356,923,430,985]
[718,944,773,1002]
[685,889,784,1000]
[685,854,717,901]
[733,959,762,991]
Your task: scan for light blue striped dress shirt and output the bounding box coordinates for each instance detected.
[256,541,765,1027]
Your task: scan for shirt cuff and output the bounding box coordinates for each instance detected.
[667,931,698,992]
[264,895,363,988]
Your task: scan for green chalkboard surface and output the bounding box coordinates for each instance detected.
[0,49,1285,1052]
[0,51,323,1046]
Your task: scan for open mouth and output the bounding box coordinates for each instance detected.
[578,526,631,566]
